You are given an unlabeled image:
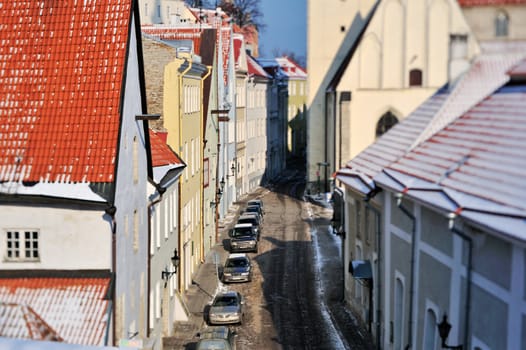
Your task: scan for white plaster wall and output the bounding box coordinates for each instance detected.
[113,15,150,341]
[0,205,111,270]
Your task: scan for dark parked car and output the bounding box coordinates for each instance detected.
[236,213,261,239]
[243,205,263,222]
[196,325,237,350]
[208,291,245,325]
[247,199,264,214]
[229,223,258,253]
[222,253,252,283]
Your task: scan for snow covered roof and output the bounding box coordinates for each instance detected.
[336,87,450,195]
[375,61,526,240]
[275,56,307,80]
[0,275,111,345]
[0,1,133,185]
[336,51,526,196]
[247,54,270,79]
[149,130,185,184]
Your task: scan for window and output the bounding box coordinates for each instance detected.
[6,230,39,261]
[203,158,210,187]
[376,111,398,137]
[409,69,422,86]
[495,10,509,37]
[424,309,438,349]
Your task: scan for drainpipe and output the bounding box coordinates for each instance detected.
[395,193,416,350]
[178,55,192,293]
[364,191,382,350]
[448,212,472,350]
[104,205,117,346]
[200,66,212,263]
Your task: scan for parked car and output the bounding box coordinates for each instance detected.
[208,291,245,325]
[243,205,263,222]
[196,326,237,350]
[229,223,258,253]
[236,213,261,239]
[222,253,252,283]
[247,199,264,213]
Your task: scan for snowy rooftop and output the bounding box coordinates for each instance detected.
[0,275,111,345]
[0,1,133,185]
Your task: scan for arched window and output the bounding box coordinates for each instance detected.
[376,111,399,137]
[495,10,509,37]
[424,309,438,349]
[409,69,423,87]
[394,278,404,350]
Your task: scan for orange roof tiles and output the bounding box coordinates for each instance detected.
[0,1,132,184]
[149,130,183,167]
[0,277,111,345]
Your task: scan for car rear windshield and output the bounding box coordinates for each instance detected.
[232,227,254,237]
[213,296,238,306]
[226,258,248,267]
[238,218,257,225]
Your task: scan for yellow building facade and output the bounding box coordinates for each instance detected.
[164,52,209,291]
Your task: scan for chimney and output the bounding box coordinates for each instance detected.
[448,34,470,86]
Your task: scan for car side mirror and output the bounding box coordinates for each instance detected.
[228,229,233,237]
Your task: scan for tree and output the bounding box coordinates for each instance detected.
[218,0,265,30]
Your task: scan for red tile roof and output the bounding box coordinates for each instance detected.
[247,54,270,78]
[149,130,183,167]
[141,27,202,54]
[0,1,132,184]
[0,277,111,345]
[458,0,526,5]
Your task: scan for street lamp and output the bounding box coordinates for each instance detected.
[161,249,180,286]
[437,315,463,349]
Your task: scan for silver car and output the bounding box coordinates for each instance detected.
[222,253,252,283]
[196,326,237,350]
[208,291,245,325]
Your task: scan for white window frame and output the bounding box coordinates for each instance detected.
[5,229,40,261]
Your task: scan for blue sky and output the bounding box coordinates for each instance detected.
[259,0,306,61]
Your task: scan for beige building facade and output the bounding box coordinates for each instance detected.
[306,0,479,192]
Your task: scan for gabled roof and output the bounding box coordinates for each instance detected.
[375,59,526,240]
[275,56,307,80]
[247,54,270,79]
[0,1,134,185]
[150,130,185,185]
[337,51,526,196]
[0,276,111,345]
[141,26,203,54]
[150,130,184,168]
[336,87,450,194]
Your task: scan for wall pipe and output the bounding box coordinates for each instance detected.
[448,213,472,350]
[364,193,382,350]
[395,193,416,350]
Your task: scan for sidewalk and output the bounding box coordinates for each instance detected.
[163,190,266,349]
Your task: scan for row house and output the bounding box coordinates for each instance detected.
[259,59,289,180]
[306,0,479,193]
[147,129,185,347]
[246,54,271,193]
[275,56,308,160]
[335,49,526,349]
[0,0,154,347]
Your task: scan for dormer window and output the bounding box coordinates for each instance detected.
[495,10,509,37]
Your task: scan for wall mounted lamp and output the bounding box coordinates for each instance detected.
[437,315,463,350]
[161,249,180,284]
